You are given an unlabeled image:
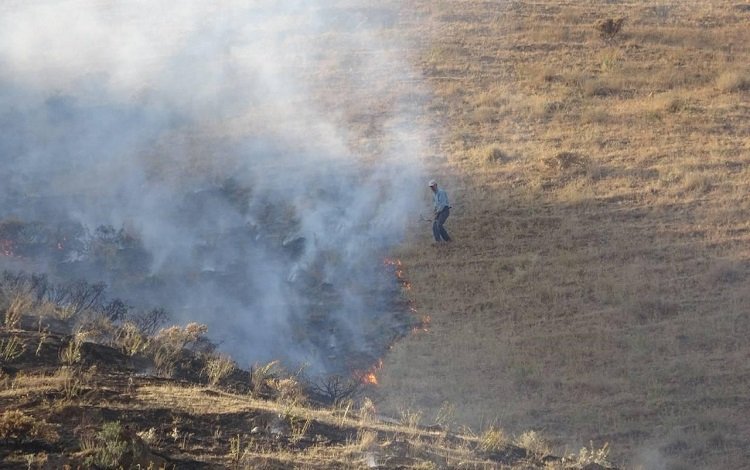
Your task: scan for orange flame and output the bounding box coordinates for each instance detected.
[355,358,383,386]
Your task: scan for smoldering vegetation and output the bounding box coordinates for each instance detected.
[0,1,427,374]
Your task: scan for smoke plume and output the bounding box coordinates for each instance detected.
[0,1,428,373]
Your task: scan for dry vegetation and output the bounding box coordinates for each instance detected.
[1,318,603,469]
[2,1,749,469]
[377,1,750,470]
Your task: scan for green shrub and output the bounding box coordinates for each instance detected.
[85,421,127,469]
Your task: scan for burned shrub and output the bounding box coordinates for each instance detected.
[129,307,168,336]
[149,323,212,378]
[88,226,152,279]
[595,18,625,42]
[309,374,362,405]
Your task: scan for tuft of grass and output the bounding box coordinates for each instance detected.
[249,360,280,396]
[114,322,148,357]
[202,353,236,387]
[568,441,612,467]
[479,427,509,452]
[60,330,89,366]
[716,70,750,92]
[514,431,551,459]
[0,335,26,361]
[3,292,33,329]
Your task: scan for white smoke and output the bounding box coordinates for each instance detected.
[0,0,428,372]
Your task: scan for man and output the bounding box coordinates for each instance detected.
[429,180,452,243]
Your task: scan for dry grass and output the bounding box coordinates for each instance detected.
[202,353,236,387]
[377,1,750,469]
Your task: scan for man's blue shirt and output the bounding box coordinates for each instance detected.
[433,188,449,214]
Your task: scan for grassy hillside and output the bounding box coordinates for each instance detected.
[1,315,615,469]
[2,1,749,469]
[379,1,750,469]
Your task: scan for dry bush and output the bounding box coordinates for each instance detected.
[202,353,236,386]
[568,441,612,467]
[115,322,149,357]
[595,18,625,42]
[514,431,551,458]
[360,397,377,425]
[154,322,208,351]
[582,76,623,97]
[289,416,312,444]
[0,335,26,361]
[269,377,306,405]
[249,360,280,395]
[433,401,457,430]
[151,323,210,377]
[681,172,713,195]
[3,291,34,329]
[716,70,750,93]
[479,427,509,452]
[60,330,90,366]
[0,410,59,443]
[543,152,588,172]
[55,366,90,401]
[470,144,510,164]
[152,345,180,378]
[357,429,378,451]
[399,407,423,430]
[79,315,117,347]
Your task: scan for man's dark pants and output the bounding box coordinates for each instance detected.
[433,208,451,242]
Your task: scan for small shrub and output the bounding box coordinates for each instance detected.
[250,360,280,395]
[85,421,127,470]
[583,78,620,97]
[289,417,312,444]
[595,18,625,42]
[56,366,87,401]
[309,374,361,405]
[479,427,508,452]
[360,397,376,425]
[434,401,457,429]
[202,353,236,386]
[543,152,587,172]
[357,429,377,451]
[573,441,612,467]
[515,430,551,458]
[154,322,209,351]
[269,377,306,405]
[60,330,90,366]
[473,144,510,163]
[399,408,422,430]
[151,323,210,377]
[115,322,148,357]
[153,345,180,378]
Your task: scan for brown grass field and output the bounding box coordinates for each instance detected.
[2,1,750,469]
[377,1,750,469]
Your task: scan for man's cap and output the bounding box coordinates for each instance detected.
[428,180,437,187]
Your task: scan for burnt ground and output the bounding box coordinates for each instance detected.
[0,323,616,469]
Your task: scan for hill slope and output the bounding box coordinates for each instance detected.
[378,1,750,469]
